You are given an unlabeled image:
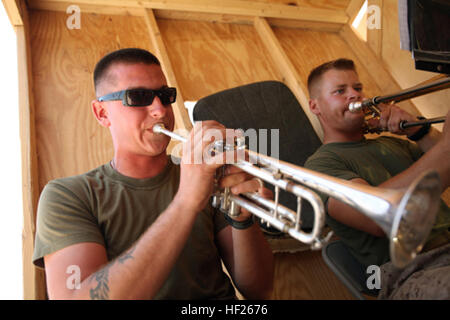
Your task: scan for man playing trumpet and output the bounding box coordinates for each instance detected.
[32,48,274,300]
[305,58,450,299]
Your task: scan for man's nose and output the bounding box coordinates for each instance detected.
[148,96,168,119]
[348,88,362,101]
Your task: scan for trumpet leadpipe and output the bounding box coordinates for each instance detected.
[153,123,187,142]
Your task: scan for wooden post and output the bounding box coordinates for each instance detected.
[253,16,323,141]
[14,0,47,299]
[144,8,192,132]
[367,0,383,57]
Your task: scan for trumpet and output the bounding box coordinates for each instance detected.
[153,124,441,268]
[349,76,450,132]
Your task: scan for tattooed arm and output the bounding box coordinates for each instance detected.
[44,196,200,300]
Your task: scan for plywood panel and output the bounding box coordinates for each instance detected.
[274,27,383,100]
[30,10,155,188]
[157,19,283,100]
[273,251,354,299]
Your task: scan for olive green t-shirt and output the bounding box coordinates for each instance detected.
[305,136,450,267]
[32,158,236,299]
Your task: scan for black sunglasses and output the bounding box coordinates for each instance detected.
[98,87,177,107]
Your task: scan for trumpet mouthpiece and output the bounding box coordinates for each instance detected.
[153,123,165,134]
[348,101,362,113]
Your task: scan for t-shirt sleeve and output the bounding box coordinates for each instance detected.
[32,180,105,269]
[403,138,424,161]
[304,150,360,205]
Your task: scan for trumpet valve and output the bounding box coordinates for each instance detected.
[211,193,221,208]
[228,201,241,217]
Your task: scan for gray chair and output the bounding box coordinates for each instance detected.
[322,240,380,299]
[193,80,322,230]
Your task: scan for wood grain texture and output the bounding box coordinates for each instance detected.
[27,0,349,24]
[274,27,383,100]
[17,1,46,299]
[254,17,323,140]
[273,250,354,299]
[29,10,155,188]
[158,19,283,100]
[367,0,383,57]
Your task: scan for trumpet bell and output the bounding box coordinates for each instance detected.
[391,170,441,268]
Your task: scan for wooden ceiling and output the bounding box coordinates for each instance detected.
[17,0,364,31]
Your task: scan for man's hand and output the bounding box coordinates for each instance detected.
[175,121,246,213]
[218,165,273,221]
[376,103,419,136]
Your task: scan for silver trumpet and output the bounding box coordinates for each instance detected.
[153,124,441,268]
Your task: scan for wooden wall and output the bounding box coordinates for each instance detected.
[30,11,155,183]
[11,0,448,299]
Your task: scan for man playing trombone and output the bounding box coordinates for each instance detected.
[32,48,274,300]
[305,58,450,299]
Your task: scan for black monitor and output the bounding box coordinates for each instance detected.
[399,0,450,74]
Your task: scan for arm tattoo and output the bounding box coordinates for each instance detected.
[89,246,136,300]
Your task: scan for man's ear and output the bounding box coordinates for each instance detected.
[91,100,111,127]
[309,98,320,116]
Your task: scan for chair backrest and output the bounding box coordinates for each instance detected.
[193,81,322,229]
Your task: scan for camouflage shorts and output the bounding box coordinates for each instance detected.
[378,243,450,300]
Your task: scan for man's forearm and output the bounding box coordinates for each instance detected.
[228,224,274,299]
[70,198,199,300]
[415,127,442,152]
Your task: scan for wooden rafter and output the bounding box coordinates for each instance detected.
[345,0,366,24]
[144,8,192,131]
[27,0,349,25]
[2,0,24,26]
[253,16,323,141]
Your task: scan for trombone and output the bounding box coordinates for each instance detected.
[153,124,441,268]
[348,76,450,132]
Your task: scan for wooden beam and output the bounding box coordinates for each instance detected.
[346,0,366,24]
[25,1,344,32]
[27,0,348,25]
[253,16,324,141]
[155,10,344,32]
[367,0,383,57]
[144,9,192,132]
[1,0,24,26]
[16,0,47,299]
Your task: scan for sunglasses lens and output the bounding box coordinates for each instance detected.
[158,87,177,105]
[126,89,155,106]
[125,88,176,106]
